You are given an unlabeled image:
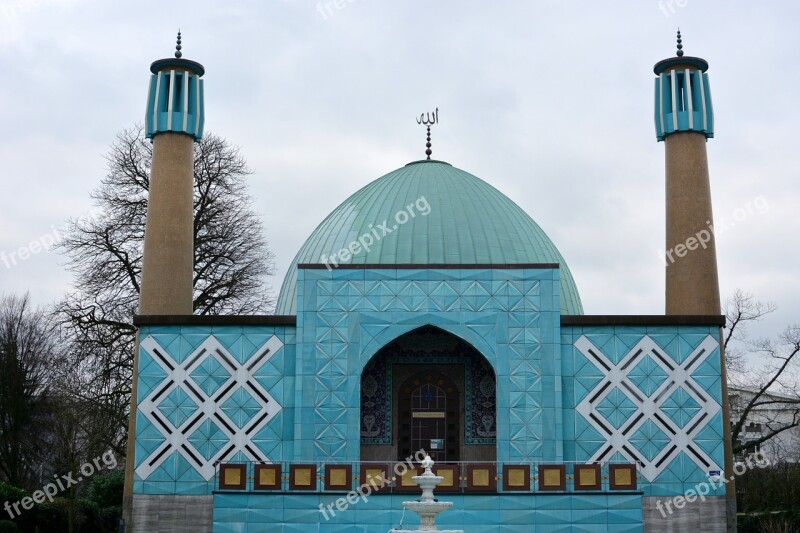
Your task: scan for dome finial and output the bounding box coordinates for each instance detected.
[175,29,182,58]
[416,107,439,160]
[676,28,684,57]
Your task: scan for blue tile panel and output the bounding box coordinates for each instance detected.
[212,492,643,532]
[561,325,726,497]
[133,325,295,495]
[295,267,563,464]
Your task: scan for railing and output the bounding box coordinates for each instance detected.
[214,460,640,494]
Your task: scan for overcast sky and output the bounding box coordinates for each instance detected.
[0,1,797,344]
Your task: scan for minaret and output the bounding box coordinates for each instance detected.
[655,32,735,531]
[655,30,719,315]
[123,33,205,531]
[139,31,205,315]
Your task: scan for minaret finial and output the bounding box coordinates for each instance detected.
[175,30,182,58]
[415,107,439,160]
[676,28,684,57]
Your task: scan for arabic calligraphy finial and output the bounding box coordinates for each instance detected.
[416,107,438,160]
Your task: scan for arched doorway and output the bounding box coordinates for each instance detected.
[398,372,459,462]
[360,326,496,463]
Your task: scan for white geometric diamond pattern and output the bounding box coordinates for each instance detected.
[575,334,722,481]
[135,334,283,480]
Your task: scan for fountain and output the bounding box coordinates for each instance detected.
[390,455,464,533]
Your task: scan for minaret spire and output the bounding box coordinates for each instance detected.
[175,29,182,58]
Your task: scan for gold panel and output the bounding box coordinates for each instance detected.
[294,468,312,487]
[365,469,384,485]
[223,468,241,486]
[330,468,347,487]
[577,468,596,487]
[614,468,632,486]
[507,468,526,487]
[259,468,276,486]
[412,411,445,418]
[439,469,454,487]
[472,469,489,487]
[543,468,562,487]
[401,469,417,486]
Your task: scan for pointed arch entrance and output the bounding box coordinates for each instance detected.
[360,326,497,463]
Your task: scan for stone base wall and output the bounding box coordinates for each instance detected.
[642,495,728,532]
[129,494,213,533]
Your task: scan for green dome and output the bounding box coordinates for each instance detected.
[275,160,583,315]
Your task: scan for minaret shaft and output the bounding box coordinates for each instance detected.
[664,130,720,315]
[139,131,195,315]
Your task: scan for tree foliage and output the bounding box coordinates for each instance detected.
[0,293,57,488]
[56,126,275,455]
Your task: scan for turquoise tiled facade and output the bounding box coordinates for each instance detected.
[561,325,726,498]
[296,266,561,464]
[133,265,725,531]
[213,492,643,532]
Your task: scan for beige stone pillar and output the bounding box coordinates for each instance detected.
[664,130,720,315]
[138,129,195,315]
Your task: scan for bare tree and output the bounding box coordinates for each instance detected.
[0,293,57,489]
[56,126,275,456]
[725,289,800,457]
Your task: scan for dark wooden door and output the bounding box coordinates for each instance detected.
[398,372,459,462]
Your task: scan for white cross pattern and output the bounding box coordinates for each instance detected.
[575,334,722,481]
[135,334,283,481]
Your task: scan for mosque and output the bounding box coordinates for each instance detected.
[122,31,734,532]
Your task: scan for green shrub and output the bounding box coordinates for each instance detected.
[99,506,122,533]
[0,482,26,509]
[31,500,67,533]
[737,511,800,533]
[736,462,800,512]
[74,499,104,533]
[0,482,35,532]
[88,470,124,509]
[30,498,106,533]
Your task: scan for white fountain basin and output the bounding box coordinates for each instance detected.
[391,455,463,533]
[402,500,453,514]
